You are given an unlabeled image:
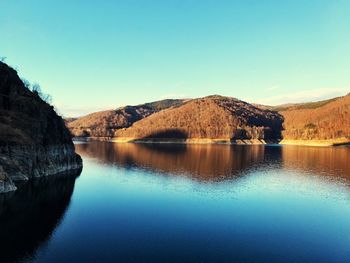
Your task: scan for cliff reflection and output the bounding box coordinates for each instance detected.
[0,173,80,263]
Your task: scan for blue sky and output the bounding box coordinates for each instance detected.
[1,0,349,116]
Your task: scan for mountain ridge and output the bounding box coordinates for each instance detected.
[67,99,186,137]
[67,93,350,145]
[69,95,284,142]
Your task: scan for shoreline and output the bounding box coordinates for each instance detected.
[73,137,350,147]
[280,139,350,147]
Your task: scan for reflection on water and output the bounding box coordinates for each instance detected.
[76,142,350,182]
[1,142,350,263]
[76,142,278,180]
[0,173,80,263]
[281,146,350,182]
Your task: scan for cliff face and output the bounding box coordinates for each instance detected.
[68,99,186,137]
[116,96,283,141]
[0,62,82,193]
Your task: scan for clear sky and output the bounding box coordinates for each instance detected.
[1,0,349,117]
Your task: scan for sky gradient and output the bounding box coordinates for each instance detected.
[1,0,349,117]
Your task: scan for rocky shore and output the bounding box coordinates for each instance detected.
[0,144,82,193]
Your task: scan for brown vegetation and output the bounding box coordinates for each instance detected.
[67,90,350,144]
[116,95,283,140]
[67,99,185,137]
[279,93,350,140]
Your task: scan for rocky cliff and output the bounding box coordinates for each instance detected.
[0,62,82,193]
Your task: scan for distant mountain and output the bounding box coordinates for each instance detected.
[269,97,341,112]
[68,95,283,142]
[116,95,283,141]
[278,93,350,141]
[67,93,350,145]
[67,99,186,137]
[64,117,77,124]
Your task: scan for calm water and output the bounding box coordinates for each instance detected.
[1,142,350,263]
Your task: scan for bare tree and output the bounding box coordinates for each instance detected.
[31,83,52,104]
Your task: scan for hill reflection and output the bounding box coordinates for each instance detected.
[0,172,80,263]
[76,142,350,182]
[76,142,272,180]
[281,146,350,182]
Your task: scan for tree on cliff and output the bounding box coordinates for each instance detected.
[21,79,52,104]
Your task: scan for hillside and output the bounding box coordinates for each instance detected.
[279,93,350,141]
[68,99,186,137]
[271,97,340,111]
[0,61,82,193]
[67,93,350,145]
[115,95,283,142]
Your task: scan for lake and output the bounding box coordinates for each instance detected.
[1,142,350,263]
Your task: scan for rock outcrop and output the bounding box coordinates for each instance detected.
[0,62,82,193]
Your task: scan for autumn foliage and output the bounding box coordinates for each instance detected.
[116,95,283,140]
[280,93,350,140]
[67,93,350,143]
[67,99,185,137]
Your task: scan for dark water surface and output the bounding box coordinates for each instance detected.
[1,142,350,263]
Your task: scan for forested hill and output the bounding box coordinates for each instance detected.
[278,93,350,140]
